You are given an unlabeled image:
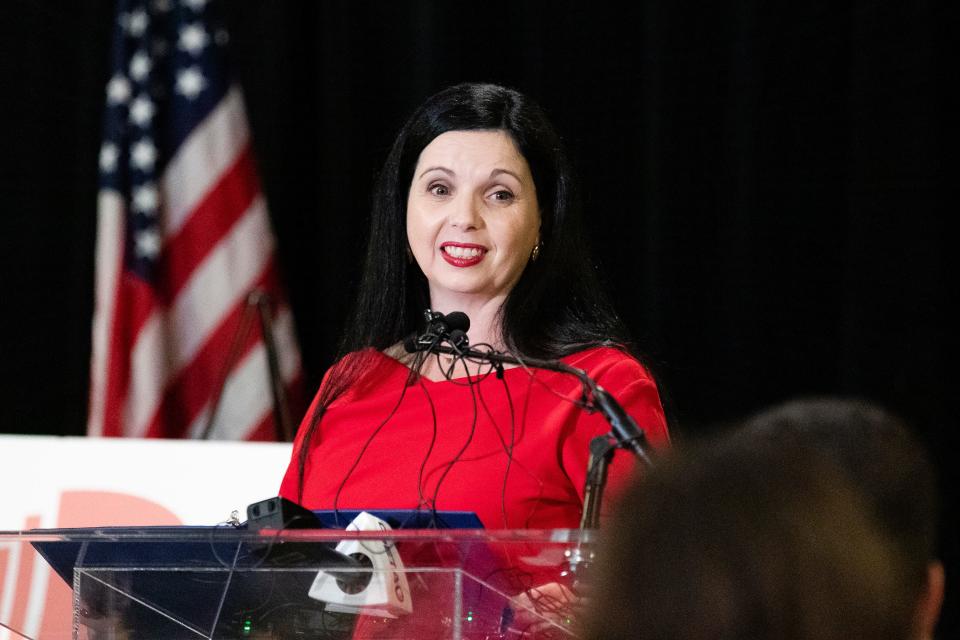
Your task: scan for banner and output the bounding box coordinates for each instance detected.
[0,435,291,638]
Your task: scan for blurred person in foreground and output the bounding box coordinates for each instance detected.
[581,435,926,640]
[737,397,944,639]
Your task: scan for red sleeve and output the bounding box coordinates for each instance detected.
[278,372,329,502]
[559,352,669,523]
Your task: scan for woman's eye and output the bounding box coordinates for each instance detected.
[491,189,514,201]
[429,184,450,196]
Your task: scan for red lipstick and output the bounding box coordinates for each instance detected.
[440,242,487,267]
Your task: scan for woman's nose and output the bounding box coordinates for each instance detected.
[448,194,482,230]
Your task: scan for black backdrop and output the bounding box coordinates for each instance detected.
[2,1,955,634]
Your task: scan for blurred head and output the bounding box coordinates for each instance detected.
[582,441,919,640]
[738,397,943,638]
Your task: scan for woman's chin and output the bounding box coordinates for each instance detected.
[433,277,526,307]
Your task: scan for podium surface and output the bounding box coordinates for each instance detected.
[0,527,597,639]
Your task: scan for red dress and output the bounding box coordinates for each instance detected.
[279,346,669,529]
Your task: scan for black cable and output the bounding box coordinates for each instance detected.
[498,373,517,528]
[400,374,439,529]
[469,372,518,528]
[441,340,499,387]
[508,348,592,412]
[427,348,480,528]
[406,336,516,534]
[331,343,432,527]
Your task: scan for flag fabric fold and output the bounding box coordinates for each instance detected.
[88,0,302,440]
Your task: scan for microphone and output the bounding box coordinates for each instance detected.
[432,310,470,334]
[447,328,469,350]
[404,310,471,353]
[591,385,654,465]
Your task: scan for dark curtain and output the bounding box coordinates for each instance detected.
[2,1,954,634]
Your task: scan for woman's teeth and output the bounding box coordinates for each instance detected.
[443,246,483,259]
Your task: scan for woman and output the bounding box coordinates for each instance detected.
[279,82,669,530]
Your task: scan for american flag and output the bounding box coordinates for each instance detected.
[88,0,302,440]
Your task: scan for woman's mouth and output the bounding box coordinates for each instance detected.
[440,242,487,267]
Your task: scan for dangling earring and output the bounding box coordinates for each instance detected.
[531,241,542,262]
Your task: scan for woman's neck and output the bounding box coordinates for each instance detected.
[381,292,515,382]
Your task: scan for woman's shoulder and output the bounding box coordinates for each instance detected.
[560,345,655,385]
[316,348,394,394]
[560,344,640,369]
[326,347,391,372]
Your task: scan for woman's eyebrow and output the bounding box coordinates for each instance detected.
[490,168,523,182]
[417,166,455,179]
[417,167,525,181]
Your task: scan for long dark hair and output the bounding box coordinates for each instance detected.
[296,83,636,499]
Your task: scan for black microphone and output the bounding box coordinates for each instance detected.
[404,310,471,353]
[433,310,470,334]
[592,385,653,464]
[447,328,469,350]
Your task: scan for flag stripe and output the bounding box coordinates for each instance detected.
[244,369,304,440]
[159,144,260,303]
[103,274,158,437]
[88,191,125,437]
[106,146,261,356]
[141,261,283,439]
[124,196,275,437]
[245,408,284,442]
[185,306,301,440]
[161,87,250,239]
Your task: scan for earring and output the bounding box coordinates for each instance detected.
[531,241,542,262]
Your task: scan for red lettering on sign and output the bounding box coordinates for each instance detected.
[36,491,182,638]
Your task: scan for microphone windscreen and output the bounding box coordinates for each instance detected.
[445,311,470,333]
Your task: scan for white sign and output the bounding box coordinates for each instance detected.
[0,435,293,639]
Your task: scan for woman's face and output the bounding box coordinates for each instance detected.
[406,130,541,308]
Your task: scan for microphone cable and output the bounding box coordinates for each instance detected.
[330,337,435,527]
[410,373,439,524]
[471,371,522,529]
[426,351,480,528]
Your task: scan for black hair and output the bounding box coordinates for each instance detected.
[296,83,638,500]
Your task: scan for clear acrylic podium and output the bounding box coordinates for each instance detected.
[1,527,597,639]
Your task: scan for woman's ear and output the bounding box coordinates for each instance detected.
[915,560,944,640]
